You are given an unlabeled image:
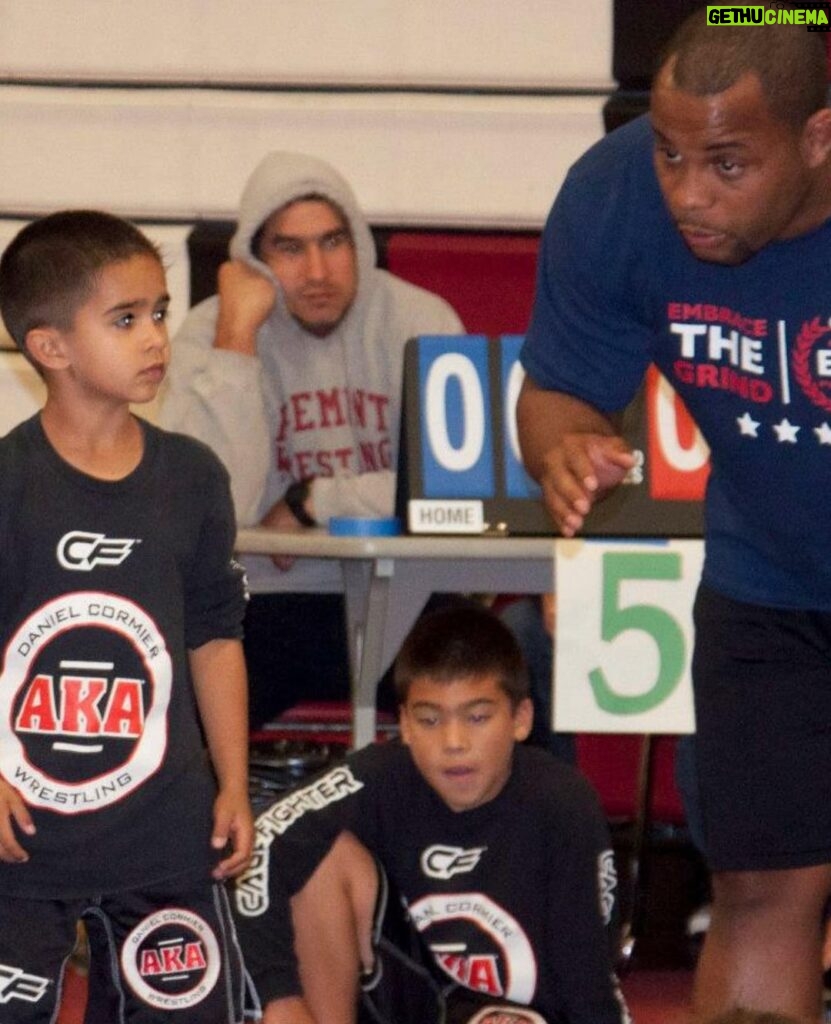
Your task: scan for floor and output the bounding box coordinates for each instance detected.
[613,822,703,1023]
[622,969,693,1023]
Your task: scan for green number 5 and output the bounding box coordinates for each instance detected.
[588,551,686,715]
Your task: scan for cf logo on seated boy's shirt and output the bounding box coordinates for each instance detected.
[57,531,139,571]
[421,845,486,879]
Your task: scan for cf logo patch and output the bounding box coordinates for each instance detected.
[57,531,139,571]
[121,908,220,1011]
[421,844,486,880]
[0,962,50,1004]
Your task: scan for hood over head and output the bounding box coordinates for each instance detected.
[229,151,377,302]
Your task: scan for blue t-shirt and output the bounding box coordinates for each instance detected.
[522,115,831,610]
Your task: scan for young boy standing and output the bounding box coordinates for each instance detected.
[235,605,629,1024]
[0,211,255,1023]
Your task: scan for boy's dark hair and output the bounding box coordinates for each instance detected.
[393,604,529,708]
[656,4,828,129]
[0,209,161,353]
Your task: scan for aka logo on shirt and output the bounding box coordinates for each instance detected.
[409,894,537,1004]
[0,592,172,815]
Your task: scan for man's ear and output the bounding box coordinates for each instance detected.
[512,697,534,743]
[800,107,831,168]
[25,327,70,372]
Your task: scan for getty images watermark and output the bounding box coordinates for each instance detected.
[707,3,831,28]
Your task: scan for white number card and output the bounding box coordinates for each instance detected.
[553,538,702,734]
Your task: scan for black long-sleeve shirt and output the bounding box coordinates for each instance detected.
[235,742,629,1024]
[0,415,247,898]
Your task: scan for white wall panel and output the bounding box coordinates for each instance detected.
[0,352,45,432]
[0,87,605,229]
[0,1,613,90]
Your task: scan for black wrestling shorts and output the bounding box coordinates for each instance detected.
[692,583,831,871]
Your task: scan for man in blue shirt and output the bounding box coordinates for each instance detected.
[518,7,831,1021]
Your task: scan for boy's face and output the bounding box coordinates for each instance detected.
[255,199,358,337]
[399,673,532,813]
[39,254,170,404]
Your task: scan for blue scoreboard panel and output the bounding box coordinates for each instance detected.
[396,335,705,537]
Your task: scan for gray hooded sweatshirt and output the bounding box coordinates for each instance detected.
[160,152,463,594]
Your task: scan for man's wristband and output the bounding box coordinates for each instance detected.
[284,479,316,527]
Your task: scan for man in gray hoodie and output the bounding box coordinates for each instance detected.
[160,152,463,727]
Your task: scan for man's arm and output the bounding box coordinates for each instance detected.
[307,469,395,525]
[213,259,277,356]
[158,261,277,526]
[516,376,636,537]
[190,637,253,879]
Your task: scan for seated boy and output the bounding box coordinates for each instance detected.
[0,211,254,1023]
[234,605,628,1024]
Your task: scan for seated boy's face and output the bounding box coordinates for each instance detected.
[399,673,532,813]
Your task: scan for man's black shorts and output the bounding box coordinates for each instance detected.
[692,583,831,871]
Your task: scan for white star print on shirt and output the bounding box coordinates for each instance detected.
[773,418,800,443]
[814,422,831,445]
[737,412,760,437]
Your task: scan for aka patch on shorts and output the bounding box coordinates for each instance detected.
[120,907,220,1010]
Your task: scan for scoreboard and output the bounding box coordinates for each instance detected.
[397,334,708,537]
